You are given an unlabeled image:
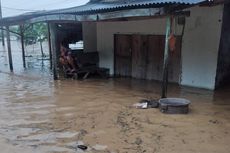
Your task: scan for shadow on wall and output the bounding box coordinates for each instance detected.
[215,3,230,89]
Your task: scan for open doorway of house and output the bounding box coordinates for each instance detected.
[56,23,83,53]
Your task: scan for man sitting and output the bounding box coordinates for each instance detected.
[59,43,77,73]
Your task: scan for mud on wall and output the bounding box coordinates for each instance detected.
[96,5,223,90]
[215,3,230,88]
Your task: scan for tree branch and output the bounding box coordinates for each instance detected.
[0,27,21,36]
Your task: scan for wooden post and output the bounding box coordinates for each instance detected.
[1,26,4,46]
[6,26,13,71]
[20,25,26,68]
[47,23,52,69]
[39,41,44,57]
[0,0,4,46]
[161,17,172,98]
[49,23,58,80]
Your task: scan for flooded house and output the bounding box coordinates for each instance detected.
[0,0,229,91]
[1,1,230,152]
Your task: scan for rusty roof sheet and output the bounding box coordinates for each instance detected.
[0,0,209,25]
[49,0,207,14]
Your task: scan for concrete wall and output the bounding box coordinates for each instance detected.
[97,18,167,75]
[96,5,223,90]
[215,3,230,88]
[82,22,97,52]
[181,5,223,90]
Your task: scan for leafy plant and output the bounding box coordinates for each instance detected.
[23,23,48,45]
[11,23,48,57]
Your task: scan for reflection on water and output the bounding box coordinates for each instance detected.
[0,42,230,153]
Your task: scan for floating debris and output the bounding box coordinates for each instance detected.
[92,144,107,151]
[133,99,159,109]
[77,145,88,151]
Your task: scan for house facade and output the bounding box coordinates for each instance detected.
[82,3,228,90]
[1,0,229,91]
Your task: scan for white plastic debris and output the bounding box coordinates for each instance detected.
[133,102,148,109]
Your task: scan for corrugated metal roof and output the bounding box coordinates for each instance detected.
[49,0,207,14]
[0,0,208,25]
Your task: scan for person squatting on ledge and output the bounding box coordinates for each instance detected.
[59,42,77,73]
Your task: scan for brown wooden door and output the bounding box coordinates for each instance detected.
[132,35,148,79]
[147,35,181,83]
[114,34,181,83]
[168,36,182,83]
[114,34,132,77]
[146,35,164,81]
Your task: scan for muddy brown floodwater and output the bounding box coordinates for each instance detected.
[0,42,230,153]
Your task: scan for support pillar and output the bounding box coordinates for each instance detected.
[161,17,172,98]
[6,26,13,71]
[0,0,4,46]
[47,23,52,69]
[1,27,4,46]
[49,23,58,80]
[20,25,26,68]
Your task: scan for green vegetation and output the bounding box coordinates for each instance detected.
[10,23,48,57]
[23,23,48,46]
[25,23,48,57]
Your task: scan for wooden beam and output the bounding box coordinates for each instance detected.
[0,27,20,36]
[1,26,4,46]
[0,0,4,46]
[49,23,58,80]
[47,23,53,69]
[97,8,164,21]
[6,26,13,71]
[161,16,172,98]
[20,25,26,68]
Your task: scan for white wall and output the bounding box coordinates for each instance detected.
[181,5,223,90]
[82,22,97,52]
[96,5,224,90]
[97,18,167,74]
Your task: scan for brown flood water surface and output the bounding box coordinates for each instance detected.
[0,43,230,153]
